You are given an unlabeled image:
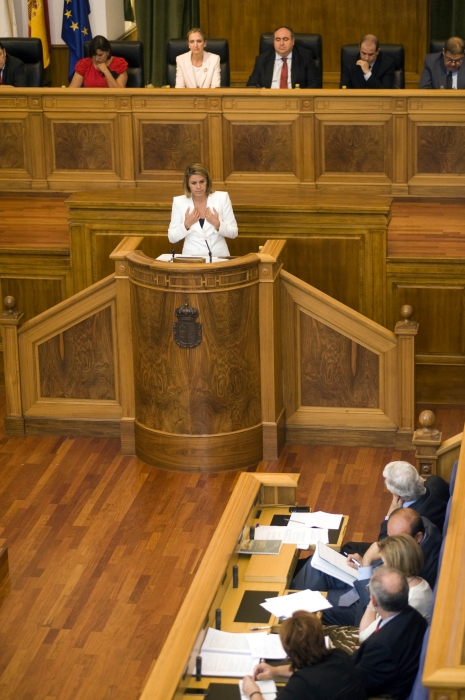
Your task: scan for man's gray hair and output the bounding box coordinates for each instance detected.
[369,566,409,613]
[383,461,426,500]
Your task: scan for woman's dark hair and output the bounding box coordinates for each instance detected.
[279,610,329,671]
[88,35,112,57]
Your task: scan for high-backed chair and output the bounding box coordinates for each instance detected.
[429,40,445,54]
[84,40,144,87]
[259,33,323,87]
[341,43,405,88]
[166,39,230,87]
[0,37,43,87]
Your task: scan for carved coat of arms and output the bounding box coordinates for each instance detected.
[173,302,202,348]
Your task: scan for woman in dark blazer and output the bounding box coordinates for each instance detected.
[242,611,366,700]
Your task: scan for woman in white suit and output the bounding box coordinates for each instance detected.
[168,163,238,257]
[175,28,221,88]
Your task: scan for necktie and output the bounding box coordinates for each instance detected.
[280,58,288,89]
[446,71,453,89]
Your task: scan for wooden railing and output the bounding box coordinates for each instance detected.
[423,427,465,698]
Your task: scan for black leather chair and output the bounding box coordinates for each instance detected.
[166,38,230,87]
[84,40,144,87]
[429,40,445,54]
[0,37,43,87]
[259,33,323,87]
[341,43,405,88]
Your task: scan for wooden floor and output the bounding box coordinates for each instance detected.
[0,390,463,700]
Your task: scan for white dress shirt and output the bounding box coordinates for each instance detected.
[271,52,292,88]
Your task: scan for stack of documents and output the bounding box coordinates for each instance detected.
[260,589,332,618]
[198,628,287,677]
[239,679,277,700]
[288,511,343,529]
[253,525,328,548]
[311,542,358,586]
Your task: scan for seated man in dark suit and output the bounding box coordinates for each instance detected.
[0,42,27,87]
[352,566,428,700]
[246,25,320,88]
[292,508,442,627]
[340,33,395,88]
[419,36,465,89]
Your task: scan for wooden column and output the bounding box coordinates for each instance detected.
[412,409,442,477]
[258,240,286,460]
[0,296,24,435]
[109,237,142,455]
[394,304,418,434]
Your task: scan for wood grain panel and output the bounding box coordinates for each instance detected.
[53,122,113,170]
[392,285,464,355]
[141,122,202,171]
[0,122,25,169]
[300,312,379,408]
[38,307,115,400]
[417,126,465,174]
[231,124,294,172]
[0,277,64,325]
[94,234,171,284]
[131,283,261,434]
[324,124,385,173]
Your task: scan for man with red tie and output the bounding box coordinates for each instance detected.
[246,26,320,88]
[0,42,27,87]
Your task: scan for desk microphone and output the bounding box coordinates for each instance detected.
[232,565,238,588]
[195,655,202,681]
[215,608,221,630]
[205,239,212,263]
[171,241,180,262]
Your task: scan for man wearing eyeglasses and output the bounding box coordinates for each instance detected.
[419,36,465,89]
[340,34,395,89]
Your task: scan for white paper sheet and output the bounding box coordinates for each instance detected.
[246,633,287,659]
[201,628,252,654]
[239,679,277,700]
[260,589,332,618]
[288,511,343,530]
[254,525,328,547]
[198,652,259,677]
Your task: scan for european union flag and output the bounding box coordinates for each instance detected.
[61,0,92,82]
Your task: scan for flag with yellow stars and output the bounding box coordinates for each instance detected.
[61,0,92,82]
[28,0,50,68]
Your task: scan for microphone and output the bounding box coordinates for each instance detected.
[205,239,212,263]
[171,241,180,262]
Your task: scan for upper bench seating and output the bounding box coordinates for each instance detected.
[0,37,43,87]
[259,32,323,87]
[84,40,145,88]
[166,38,230,87]
[341,43,405,88]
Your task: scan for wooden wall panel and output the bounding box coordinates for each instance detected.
[141,122,203,171]
[200,0,430,87]
[417,125,465,174]
[53,122,114,170]
[0,276,65,325]
[230,123,294,172]
[324,124,386,173]
[300,312,379,408]
[38,307,115,400]
[0,122,25,169]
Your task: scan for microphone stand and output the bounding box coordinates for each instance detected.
[205,239,212,263]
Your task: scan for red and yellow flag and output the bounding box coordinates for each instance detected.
[28,0,50,68]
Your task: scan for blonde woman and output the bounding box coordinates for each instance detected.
[359,534,433,642]
[175,28,221,88]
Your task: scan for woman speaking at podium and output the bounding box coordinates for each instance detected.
[168,162,238,257]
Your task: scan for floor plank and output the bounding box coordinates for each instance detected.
[1,392,462,700]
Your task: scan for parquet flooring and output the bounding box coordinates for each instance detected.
[388,198,465,258]
[2,392,462,700]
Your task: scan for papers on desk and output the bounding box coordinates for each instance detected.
[311,541,358,587]
[260,589,332,618]
[254,525,328,548]
[198,628,287,677]
[288,511,343,530]
[239,679,277,700]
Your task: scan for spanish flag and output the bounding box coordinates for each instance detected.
[28,0,50,68]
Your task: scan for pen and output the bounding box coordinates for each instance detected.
[343,552,361,567]
[249,625,272,630]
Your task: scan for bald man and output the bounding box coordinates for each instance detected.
[340,33,395,88]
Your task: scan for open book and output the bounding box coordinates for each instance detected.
[311,542,358,587]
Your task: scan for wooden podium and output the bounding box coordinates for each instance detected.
[127,250,269,471]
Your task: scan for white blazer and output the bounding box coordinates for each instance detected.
[168,191,238,257]
[175,50,221,88]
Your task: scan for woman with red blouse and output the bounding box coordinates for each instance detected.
[69,35,128,88]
